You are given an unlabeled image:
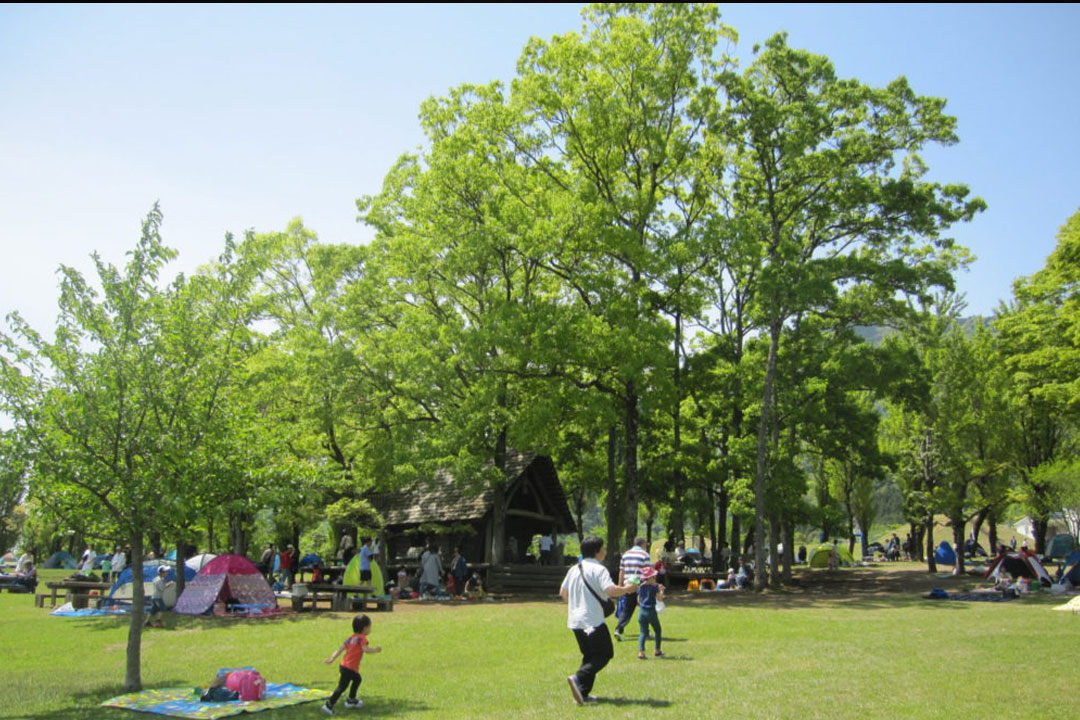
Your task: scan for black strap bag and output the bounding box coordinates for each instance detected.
[578,562,616,618]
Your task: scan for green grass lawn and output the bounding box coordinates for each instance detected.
[2,565,1075,719]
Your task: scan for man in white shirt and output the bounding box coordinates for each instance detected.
[111,547,127,580]
[79,545,96,576]
[560,537,635,705]
[539,533,554,565]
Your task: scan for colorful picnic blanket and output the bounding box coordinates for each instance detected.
[52,606,131,617]
[102,683,328,718]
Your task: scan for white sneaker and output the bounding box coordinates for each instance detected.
[613,630,622,641]
[585,695,599,703]
[321,702,334,715]
[344,699,363,709]
[566,675,584,705]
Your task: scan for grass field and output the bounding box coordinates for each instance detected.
[2,564,1074,719]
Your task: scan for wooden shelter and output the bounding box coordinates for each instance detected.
[372,451,574,569]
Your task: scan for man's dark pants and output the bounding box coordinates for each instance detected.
[614,592,638,634]
[571,624,614,696]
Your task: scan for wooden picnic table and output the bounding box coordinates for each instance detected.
[0,574,32,593]
[294,565,345,584]
[41,580,113,608]
[308,583,375,611]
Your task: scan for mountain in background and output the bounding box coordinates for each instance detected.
[854,316,987,345]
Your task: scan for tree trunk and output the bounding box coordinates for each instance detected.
[572,489,586,543]
[971,508,988,547]
[605,424,620,575]
[671,308,685,548]
[489,482,506,565]
[925,514,937,573]
[988,510,999,554]
[753,321,782,590]
[768,512,780,587]
[729,514,741,571]
[207,515,215,554]
[229,513,247,556]
[175,540,186,596]
[124,532,145,692]
[952,523,965,575]
[1033,516,1050,555]
[782,520,794,582]
[709,496,719,571]
[623,387,639,552]
[717,477,729,571]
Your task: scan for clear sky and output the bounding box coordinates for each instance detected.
[2,3,1078,334]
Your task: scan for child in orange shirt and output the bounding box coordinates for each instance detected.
[322,614,381,715]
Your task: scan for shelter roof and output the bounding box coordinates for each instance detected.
[372,451,573,530]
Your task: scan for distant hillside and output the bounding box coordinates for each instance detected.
[854,316,987,345]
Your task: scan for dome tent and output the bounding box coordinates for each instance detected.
[1046,534,1076,560]
[935,541,957,566]
[185,553,217,572]
[174,554,278,616]
[104,561,196,608]
[808,544,856,568]
[44,550,78,569]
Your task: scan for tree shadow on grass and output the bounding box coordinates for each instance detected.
[11,680,190,720]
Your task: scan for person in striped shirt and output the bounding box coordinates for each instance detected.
[613,537,651,640]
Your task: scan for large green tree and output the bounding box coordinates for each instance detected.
[995,208,1080,552]
[717,34,984,586]
[0,207,265,690]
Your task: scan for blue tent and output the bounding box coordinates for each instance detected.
[935,541,956,566]
[104,561,196,607]
[1046,534,1077,560]
[44,551,78,569]
[298,554,322,569]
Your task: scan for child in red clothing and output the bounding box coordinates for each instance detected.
[322,614,381,715]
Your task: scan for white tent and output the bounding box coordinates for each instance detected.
[185,553,218,572]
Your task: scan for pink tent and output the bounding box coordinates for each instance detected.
[174,553,279,616]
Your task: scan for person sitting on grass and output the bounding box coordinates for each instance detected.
[17,562,37,592]
[145,566,173,628]
[464,572,486,599]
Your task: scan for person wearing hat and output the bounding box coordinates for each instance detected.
[146,565,174,628]
[635,565,665,660]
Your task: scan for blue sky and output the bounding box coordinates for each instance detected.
[1,3,1078,333]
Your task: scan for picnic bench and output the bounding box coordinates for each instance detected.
[289,592,336,612]
[0,575,32,593]
[294,565,346,585]
[39,580,113,608]
[289,583,393,612]
[347,595,394,612]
